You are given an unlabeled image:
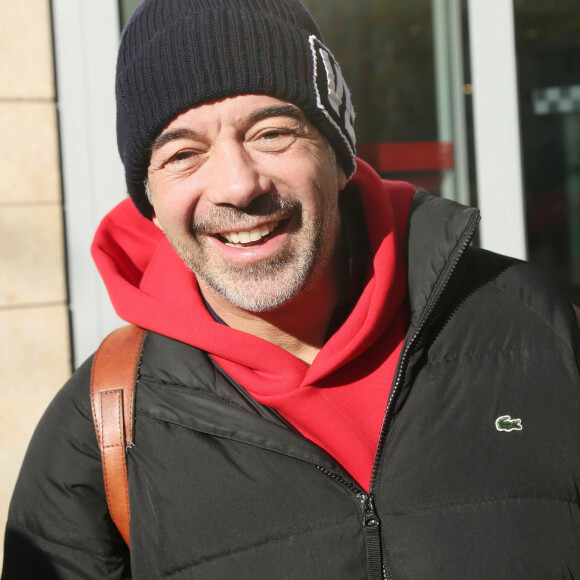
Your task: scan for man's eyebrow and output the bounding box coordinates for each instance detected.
[150,105,304,152]
[151,128,199,152]
[248,104,305,125]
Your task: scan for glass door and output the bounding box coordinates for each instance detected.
[514,0,580,303]
[304,0,474,207]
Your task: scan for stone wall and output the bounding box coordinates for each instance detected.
[0,0,71,563]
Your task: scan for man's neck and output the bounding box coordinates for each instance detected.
[200,273,342,365]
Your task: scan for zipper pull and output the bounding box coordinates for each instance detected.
[359,494,384,579]
[360,493,380,527]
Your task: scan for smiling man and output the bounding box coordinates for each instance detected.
[147,95,347,361]
[3,0,580,578]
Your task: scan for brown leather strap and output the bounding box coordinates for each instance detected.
[90,325,146,547]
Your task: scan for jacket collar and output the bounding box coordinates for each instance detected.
[406,191,480,329]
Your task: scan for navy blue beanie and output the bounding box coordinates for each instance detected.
[116,0,357,218]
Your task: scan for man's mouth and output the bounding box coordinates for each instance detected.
[218,220,281,248]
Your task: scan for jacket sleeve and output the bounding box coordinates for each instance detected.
[1,357,131,579]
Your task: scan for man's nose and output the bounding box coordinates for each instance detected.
[208,142,270,207]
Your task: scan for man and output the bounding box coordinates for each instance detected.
[3,0,580,578]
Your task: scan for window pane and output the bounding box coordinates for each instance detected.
[119,0,141,28]
[304,0,475,205]
[514,0,580,303]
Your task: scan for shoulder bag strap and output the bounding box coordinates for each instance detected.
[90,325,147,547]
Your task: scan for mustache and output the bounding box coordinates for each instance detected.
[191,193,301,234]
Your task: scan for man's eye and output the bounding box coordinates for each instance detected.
[155,148,204,174]
[168,150,194,163]
[262,130,287,139]
[254,130,296,151]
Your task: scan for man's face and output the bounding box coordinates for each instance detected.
[147,94,347,312]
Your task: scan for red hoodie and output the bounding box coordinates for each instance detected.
[92,158,414,491]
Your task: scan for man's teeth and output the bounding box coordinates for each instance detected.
[222,221,279,245]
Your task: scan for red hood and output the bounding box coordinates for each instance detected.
[92,158,415,489]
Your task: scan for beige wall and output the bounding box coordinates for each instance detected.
[0,0,72,564]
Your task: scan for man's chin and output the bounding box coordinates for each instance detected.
[173,235,319,313]
[201,277,304,313]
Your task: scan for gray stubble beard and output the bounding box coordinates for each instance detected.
[167,209,326,312]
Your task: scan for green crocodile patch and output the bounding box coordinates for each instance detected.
[495,415,523,432]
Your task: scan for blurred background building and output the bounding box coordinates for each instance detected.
[1,0,579,560]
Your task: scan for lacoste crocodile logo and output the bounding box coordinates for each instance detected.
[495,415,523,432]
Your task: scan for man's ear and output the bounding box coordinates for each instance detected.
[145,179,163,229]
[151,212,163,230]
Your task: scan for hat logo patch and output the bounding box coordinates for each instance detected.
[309,35,356,152]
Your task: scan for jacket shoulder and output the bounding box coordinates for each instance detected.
[468,248,576,342]
[429,246,579,363]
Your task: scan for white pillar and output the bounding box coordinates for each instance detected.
[52,0,125,366]
[467,0,527,260]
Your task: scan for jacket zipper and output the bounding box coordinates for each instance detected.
[310,210,479,579]
[314,208,477,580]
[315,465,385,580]
[368,210,481,580]
[360,492,383,579]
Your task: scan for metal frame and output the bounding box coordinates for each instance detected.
[432,0,470,206]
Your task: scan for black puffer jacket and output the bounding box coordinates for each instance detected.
[3,193,580,579]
